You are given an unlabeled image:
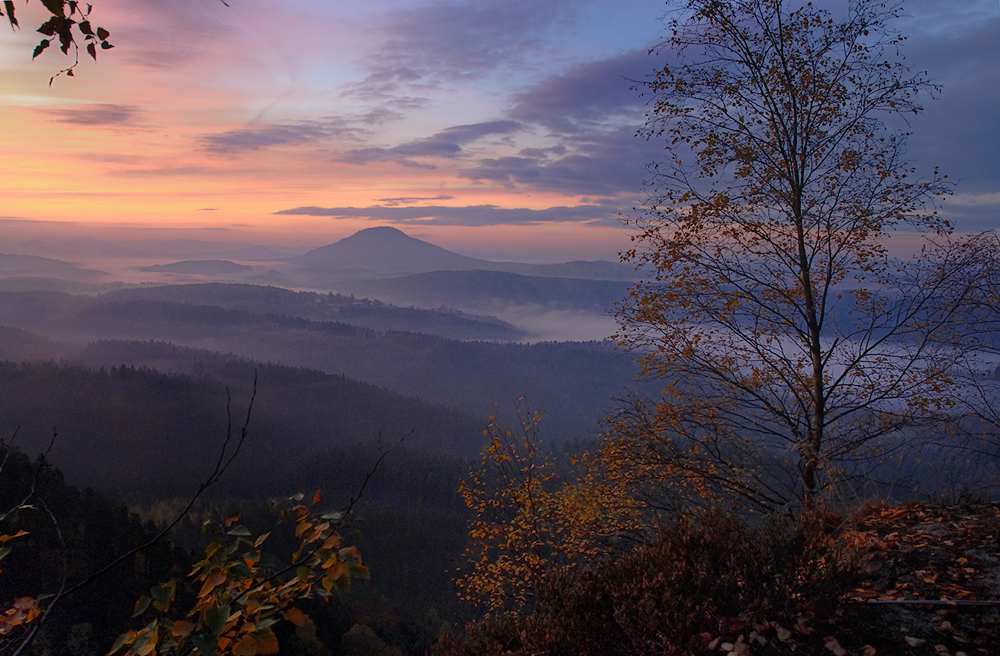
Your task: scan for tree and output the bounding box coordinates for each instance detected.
[615,0,1000,510]
[456,407,637,613]
[2,0,113,83]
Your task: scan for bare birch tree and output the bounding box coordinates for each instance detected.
[614,0,1000,510]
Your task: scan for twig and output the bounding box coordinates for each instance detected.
[6,370,258,652]
[235,429,411,601]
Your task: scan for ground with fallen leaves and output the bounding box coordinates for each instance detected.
[810,502,1000,656]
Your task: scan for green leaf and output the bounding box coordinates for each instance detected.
[230,561,251,578]
[205,604,230,636]
[0,547,10,561]
[190,634,216,655]
[226,524,251,537]
[255,617,280,630]
[296,565,311,583]
[150,582,174,610]
[108,633,131,655]
[132,595,151,617]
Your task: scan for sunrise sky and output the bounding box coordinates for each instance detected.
[1,0,997,262]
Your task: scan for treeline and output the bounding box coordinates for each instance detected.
[0,447,182,654]
[0,356,482,502]
[101,283,523,341]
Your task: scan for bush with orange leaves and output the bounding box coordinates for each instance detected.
[455,408,641,614]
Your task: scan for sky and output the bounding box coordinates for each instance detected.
[0,0,997,263]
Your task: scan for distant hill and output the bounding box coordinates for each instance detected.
[289,226,638,283]
[339,269,631,313]
[137,260,254,275]
[100,283,524,341]
[0,253,106,282]
[0,326,72,361]
[292,226,484,277]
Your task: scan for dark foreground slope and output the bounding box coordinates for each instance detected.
[0,355,482,502]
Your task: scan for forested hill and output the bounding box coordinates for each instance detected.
[99,283,524,341]
[0,356,482,502]
[0,291,646,443]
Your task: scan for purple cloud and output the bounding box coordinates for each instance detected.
[338,119,522,166]
[273,202,624,227]
[343,0,576,99]
[200,118,372,154]
[375,195,456,206]
[461,125,660,197]
[508,49,654,134]
[41,104,141,127]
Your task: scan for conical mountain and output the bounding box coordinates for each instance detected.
[292,226,490,276]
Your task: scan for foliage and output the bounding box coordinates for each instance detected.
[437,507,862,656]
[456,407,639,613]
[110,492,368,656]
[441,500,1000,655]
[0,378,261,655]
[1,0,112,83]
[0,445,180,654]
[616,0,1000,510]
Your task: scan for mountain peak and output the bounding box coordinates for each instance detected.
[352,226,407,236]
[342,226,416,245]
[293,226,482,275]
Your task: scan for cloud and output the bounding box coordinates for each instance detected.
[273,202,624,227]
[40,104,142,127]
[508,49,654,134]
[201,118,370,153]
[338,119,522,166]
[342,0,577,100]
[905,17,1000,173]
[202,123,333,153]
[415,50,660,196]
[460,125,660,196]
[375,195,456,206]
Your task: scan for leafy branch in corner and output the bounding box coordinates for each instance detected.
[109,430,410,656]
[0,373,257,655]
[1,0,113,84]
